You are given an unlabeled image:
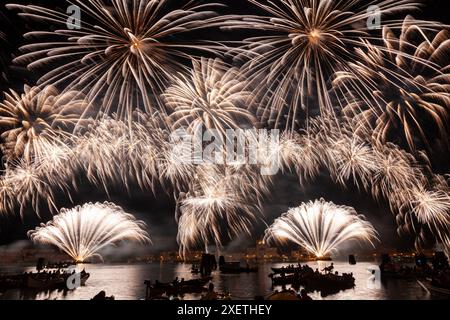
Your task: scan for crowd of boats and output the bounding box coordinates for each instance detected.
[0,268,89,291]
[1,251,449,300]
[380,252,450,295]
[269,263,355,296]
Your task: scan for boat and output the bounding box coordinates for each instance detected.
[269,265,355,296]
[27,271,90,289]
[1,270,90,291]
[301,273,355,296]
[271,266,302,274]
[219,262,258,274]
[144,276,212,299]
[269,274,299,286]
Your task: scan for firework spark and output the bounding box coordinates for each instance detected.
[0,85,86,163]
[226,0,424,129]
[337,17,450,152]
[0,9,12,86]
[8,0,229,119]
[4,158,56,217]
[401,188,450,242]
[0,177,14,215]
[164,58,256,134]
[28,202,150,262]
[177,165,259,255]
[264,199,379,258]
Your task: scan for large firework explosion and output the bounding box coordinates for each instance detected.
[264,199,379,258]
[164,58,257,135]
[0,85,86,163]
[7,0,230,119]
[28,202,150,262]
[225,0,435,130]
[336,17,450,153]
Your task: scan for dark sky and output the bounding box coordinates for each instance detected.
[0,0,449,251]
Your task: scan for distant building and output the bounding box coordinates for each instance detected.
[290,249,310,261]
[0,245,69,264]
[255,240,280,261]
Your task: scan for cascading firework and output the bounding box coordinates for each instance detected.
[27,202,150,262]
[264,199,379,258]
[7,0,230,119]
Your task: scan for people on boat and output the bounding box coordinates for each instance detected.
[322,263,334,274]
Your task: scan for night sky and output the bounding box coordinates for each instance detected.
[0,0,449,252]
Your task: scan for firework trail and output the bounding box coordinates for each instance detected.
[224,0,432,130]
[7,0,230,120]
[164,58,257,135]
[3,158,57,217]
[0,85,86,163]
[0,177,14,215]
[336,17,450,153]
[28,202,150,262]
[1,109,446,254]
[177,164,260,255]
[265,199,379,258]
[0,9,12,86]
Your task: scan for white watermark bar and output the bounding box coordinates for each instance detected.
[169,127,281,175]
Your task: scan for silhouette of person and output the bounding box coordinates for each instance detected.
[299,289,312,301]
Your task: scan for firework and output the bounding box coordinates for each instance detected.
[264,199,378,258]
[401,188,450,242]
[177,165,259,255]
[226,0,424,129]
[164,58,256,135]
[157,128,196,192]
[8,0,229,119]
[0,85,86,163]
[326,136,378,190]
[0,177,14,215]
[371,142,427,209]
[0,9,11,86]
[4,158,57,217]
[336,17,450,152]
[28,202,150,262]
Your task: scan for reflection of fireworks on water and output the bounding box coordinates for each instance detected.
[28,202,150,263]
[264,199,379,258]
[7,0,228,119]
[0,85,86,163]
[337,17,450,153]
